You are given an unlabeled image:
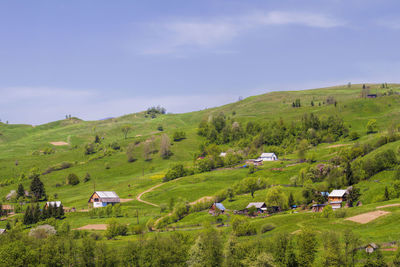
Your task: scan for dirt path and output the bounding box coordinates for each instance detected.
[345,210,390,224]
[136,184,164,207]
[50,141,69,146]
[376,203,400,209]
[76,224,107,230]
[120,198,134,203]
[327,144,350,148]
[190,196,214,205]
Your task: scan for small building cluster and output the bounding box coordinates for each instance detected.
[312,188,350,212]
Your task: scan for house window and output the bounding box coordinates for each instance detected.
[94,198,99,202]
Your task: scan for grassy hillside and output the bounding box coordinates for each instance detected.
[1,83,400,265]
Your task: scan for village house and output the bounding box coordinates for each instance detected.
[311,203,326,212]
[88,191,120,208]
[328,189,348,210]
[246,202,267,213]
[1,204,14,213]
[258,153,278,161]
[245,159,263,166]
[44,201,62,209]
[209,203,226,215]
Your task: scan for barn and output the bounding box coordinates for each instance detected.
[88,191,120,208]
[258,153,278,161]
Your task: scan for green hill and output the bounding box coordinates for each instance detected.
[1,83,400,265]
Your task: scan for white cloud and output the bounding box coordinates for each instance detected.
[248,11,345,28]
[138,10,345,55]
[377,19,400,30]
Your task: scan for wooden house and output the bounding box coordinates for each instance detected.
[258,153,278,161]
[44,201,62,209]
[1,204,14,212]
[311,204,326,212]
[88,191,120,208]
[246,202,267,213]
[328,189,347,210]
[209,203,226,215]
[365,243,378,254]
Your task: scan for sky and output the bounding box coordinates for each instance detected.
[1,0,400,125]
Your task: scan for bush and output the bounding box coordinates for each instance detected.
[84,173,91,182]
[349,132,360,140]
[105,162,110,169]
[173,131,186,141]
[231,216,257,236]
[110,142,120,150]
[260,223,276,233]
[84,143,96,155]
[157,125,164,131]
[66,173,80,185]
[131,224,145,235]
[164,164,188,182]
[29,224,56,239]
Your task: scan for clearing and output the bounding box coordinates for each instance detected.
[76,224,107,230]
[345,210,390,224]
[120,198,134,203]
[50,141,69,146]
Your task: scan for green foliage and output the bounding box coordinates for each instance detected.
[367,119,378,134]
[320,205,333,218]
[173,131,186,141]
[297,228,318,267]
[105,219,128,239]
[266,186,287,209]
[66,173,80,185]
[30,175,46,201]
[260,223,276,234]
[121,125,132,139]
[231,216,257,236]
[349,131,360,140]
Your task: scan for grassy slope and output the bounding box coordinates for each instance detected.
[1,83,400,260]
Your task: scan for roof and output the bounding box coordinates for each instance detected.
[215,203,226,211]
[321,192,330,197]
[329,190,347,198]
[312,204,326,207]
[366,243,378,249]
[0,229,5,234]
[46,201,61,208]
[246,202,266,209]
[330,201,343,204]
[90,191,120,203]
[219,152,227,157]
[259,153,276,158]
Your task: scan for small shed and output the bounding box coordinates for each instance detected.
[88,191,120,208]
[45,201,62,209]
[258,153,278,161]
[312,204,326,212]
[219,152,227,157]
[0,229,6,235]
[246,202,267,213]
[365,243,378,254]
[209,203,226,214]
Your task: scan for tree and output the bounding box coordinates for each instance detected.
[266,186,287,209]
[288,192,295,208]
[366,119,377,134]
[160,134,172,159]
[384,186,390,201]
[16,184,25,199]
[227,188,234,201]
[343,229,360,267]
[143,141,151,161]
[243,177,261,198]
[297,139,309,162]
[66,173,80,185]
[30,176,46,201]
[187,225,223,267]
[126,143,136,163]
[347,187,360,207]
[321,231,343,266]
[223,235,242,267]
[297,228,318,267]
[321,205,333,218]
[272,233,289,265]
[121,125,132,139]
[173,131,186,141]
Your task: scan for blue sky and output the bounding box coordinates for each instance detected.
[1,0,399,124]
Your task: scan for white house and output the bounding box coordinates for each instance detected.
[88,191,120,208]
[258,153,278,161]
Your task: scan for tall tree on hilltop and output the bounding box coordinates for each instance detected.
[17,183,25,199]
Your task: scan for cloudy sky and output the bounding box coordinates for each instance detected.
[1,0,399,124]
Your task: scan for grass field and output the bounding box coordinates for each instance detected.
[1,83,400,263]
